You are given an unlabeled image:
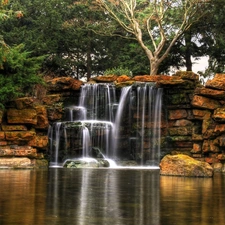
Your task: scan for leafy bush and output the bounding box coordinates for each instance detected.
[0,44,45,108]
[104,66,132,77]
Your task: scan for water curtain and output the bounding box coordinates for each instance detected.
[48,82,162,167]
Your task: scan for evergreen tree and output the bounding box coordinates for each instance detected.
[0,44,45,108]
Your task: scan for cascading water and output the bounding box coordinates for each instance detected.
[48,82,162,167]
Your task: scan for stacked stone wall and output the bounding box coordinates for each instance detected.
[162,73,225,172]
[0,77,82,168]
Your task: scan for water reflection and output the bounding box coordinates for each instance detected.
[0,169,225,225]
[160,174,225,225]
[46,169,160,225]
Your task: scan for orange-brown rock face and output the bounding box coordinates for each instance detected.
[191,95,221,110]
[7,108,37,125]
[133,74,196,89]
[5,131,36,141]
[1,125,27,131]
[47,77,83,91]
[195,87,225,99]
[92,75,118,83]
[35,105,49,129]
[168,109,188,120]
[29,135,48,149]
[0,146,37,157]
[205,74,225,90]
[160,154,213,177]
[14,97,36,109]
[212,107,225,122]
[116,75,131,83]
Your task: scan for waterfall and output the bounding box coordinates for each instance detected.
[48,82,162,167]
[112,86,132,158]
[82,126,91,158]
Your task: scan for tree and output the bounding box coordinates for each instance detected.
[0,1,44,108]
[0,44,45,108]
[95,0,207,75]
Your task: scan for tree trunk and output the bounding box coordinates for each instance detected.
[86,31,92,81]
[184,32,192,71]
[149,57,161,75]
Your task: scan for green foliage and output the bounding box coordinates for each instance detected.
[0,44,45,108]
[104,66,132,77]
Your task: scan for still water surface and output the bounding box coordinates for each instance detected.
[0,168,224,225]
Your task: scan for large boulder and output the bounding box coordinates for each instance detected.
[160,154,213,177]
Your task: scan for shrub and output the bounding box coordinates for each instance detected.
[103,66,132,77]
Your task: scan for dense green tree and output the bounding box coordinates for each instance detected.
[201,0,225,75]
[0,1,44,108]
[0,44,45,108]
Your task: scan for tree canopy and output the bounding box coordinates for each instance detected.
[0,0,224,91]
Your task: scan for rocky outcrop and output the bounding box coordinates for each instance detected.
[160,154,213,177]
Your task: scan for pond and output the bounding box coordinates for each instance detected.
[0,168,224,225]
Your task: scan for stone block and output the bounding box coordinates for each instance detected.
[214,124,225,135]
[213,107,225,122]
[191,95,220,110]
[116,75,131,83]
[29,135,48,149]
[168,109,188,120]
[5,131,36,141]
[0,146,37,157]
[192,109,211,120]
[195,87,225,99]
[0,157,32,168]
[205,74,225,90]
[1,125,27,131]
[7,108,37,125]
[175,71,199,80]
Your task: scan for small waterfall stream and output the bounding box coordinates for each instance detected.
[48,82,162,167]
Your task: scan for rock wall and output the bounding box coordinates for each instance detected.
[0,77,83,168]
[1,72,225,171]
[161,72,225,172]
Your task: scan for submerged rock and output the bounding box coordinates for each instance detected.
[63,158,110,168]
[160,154,213,177]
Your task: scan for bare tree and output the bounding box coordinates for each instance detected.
[95,0,207,75]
